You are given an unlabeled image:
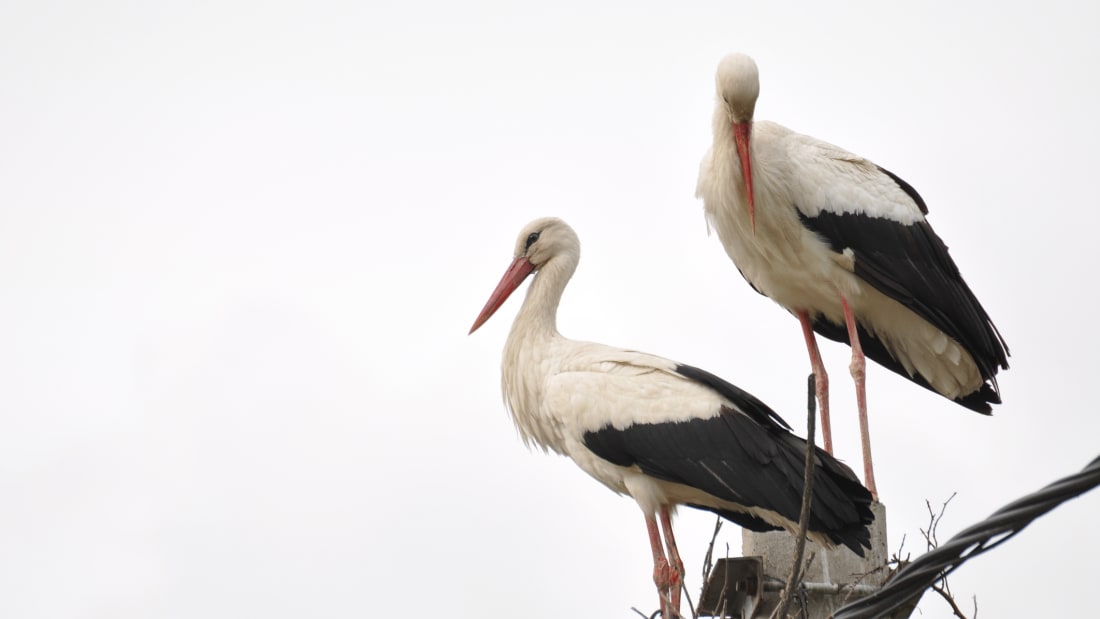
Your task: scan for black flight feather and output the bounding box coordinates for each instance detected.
[583,398,874,555]
[794,189,1008,412]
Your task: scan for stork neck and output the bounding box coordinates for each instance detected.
[512,258,572,339]
[500,253,576,456]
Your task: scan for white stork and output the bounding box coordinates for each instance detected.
[696,53,1010,499]
[470,217,874,618]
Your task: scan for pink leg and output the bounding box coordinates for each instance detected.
[658,507,684,617]
[841,297,878,500]
[797,310,833,454]
[645,514,672,618]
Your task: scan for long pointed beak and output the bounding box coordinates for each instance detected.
[469,256,535,334]
[733,121,755,233]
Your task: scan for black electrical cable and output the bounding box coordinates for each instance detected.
[832,454,1100,619]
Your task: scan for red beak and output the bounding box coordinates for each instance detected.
[469,256,536,334]
[733,121,755,232]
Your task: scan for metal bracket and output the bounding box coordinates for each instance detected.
[698,556,763,618]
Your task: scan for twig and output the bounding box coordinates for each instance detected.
[918,493,971,618]
[701,517,723,585]
[770,373,818,619]
[931,582,969,619]
[894,532,908,565]
[681,579,697,618]
[921,493,956,552]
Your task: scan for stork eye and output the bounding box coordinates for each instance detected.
[525,232,540,250]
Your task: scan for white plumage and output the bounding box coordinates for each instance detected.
[470,217,873,618]
[696,53,1009,499]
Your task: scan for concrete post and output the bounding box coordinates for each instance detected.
[699,503,916,618]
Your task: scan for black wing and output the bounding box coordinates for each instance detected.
[673,363,792,431]
[583,407,873,555]
[796,167,1009,412]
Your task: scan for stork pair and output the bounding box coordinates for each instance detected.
[470,53,1009,618]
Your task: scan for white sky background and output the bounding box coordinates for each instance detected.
[2,1,1098,617]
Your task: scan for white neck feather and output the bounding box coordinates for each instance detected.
[500,254,576,454]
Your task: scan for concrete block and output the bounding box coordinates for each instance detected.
[700,503,911,618]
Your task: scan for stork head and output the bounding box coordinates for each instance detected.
[469,217,579,334]
[715,53,760,231]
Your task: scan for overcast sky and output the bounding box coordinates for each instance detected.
[2,2,1099,618]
